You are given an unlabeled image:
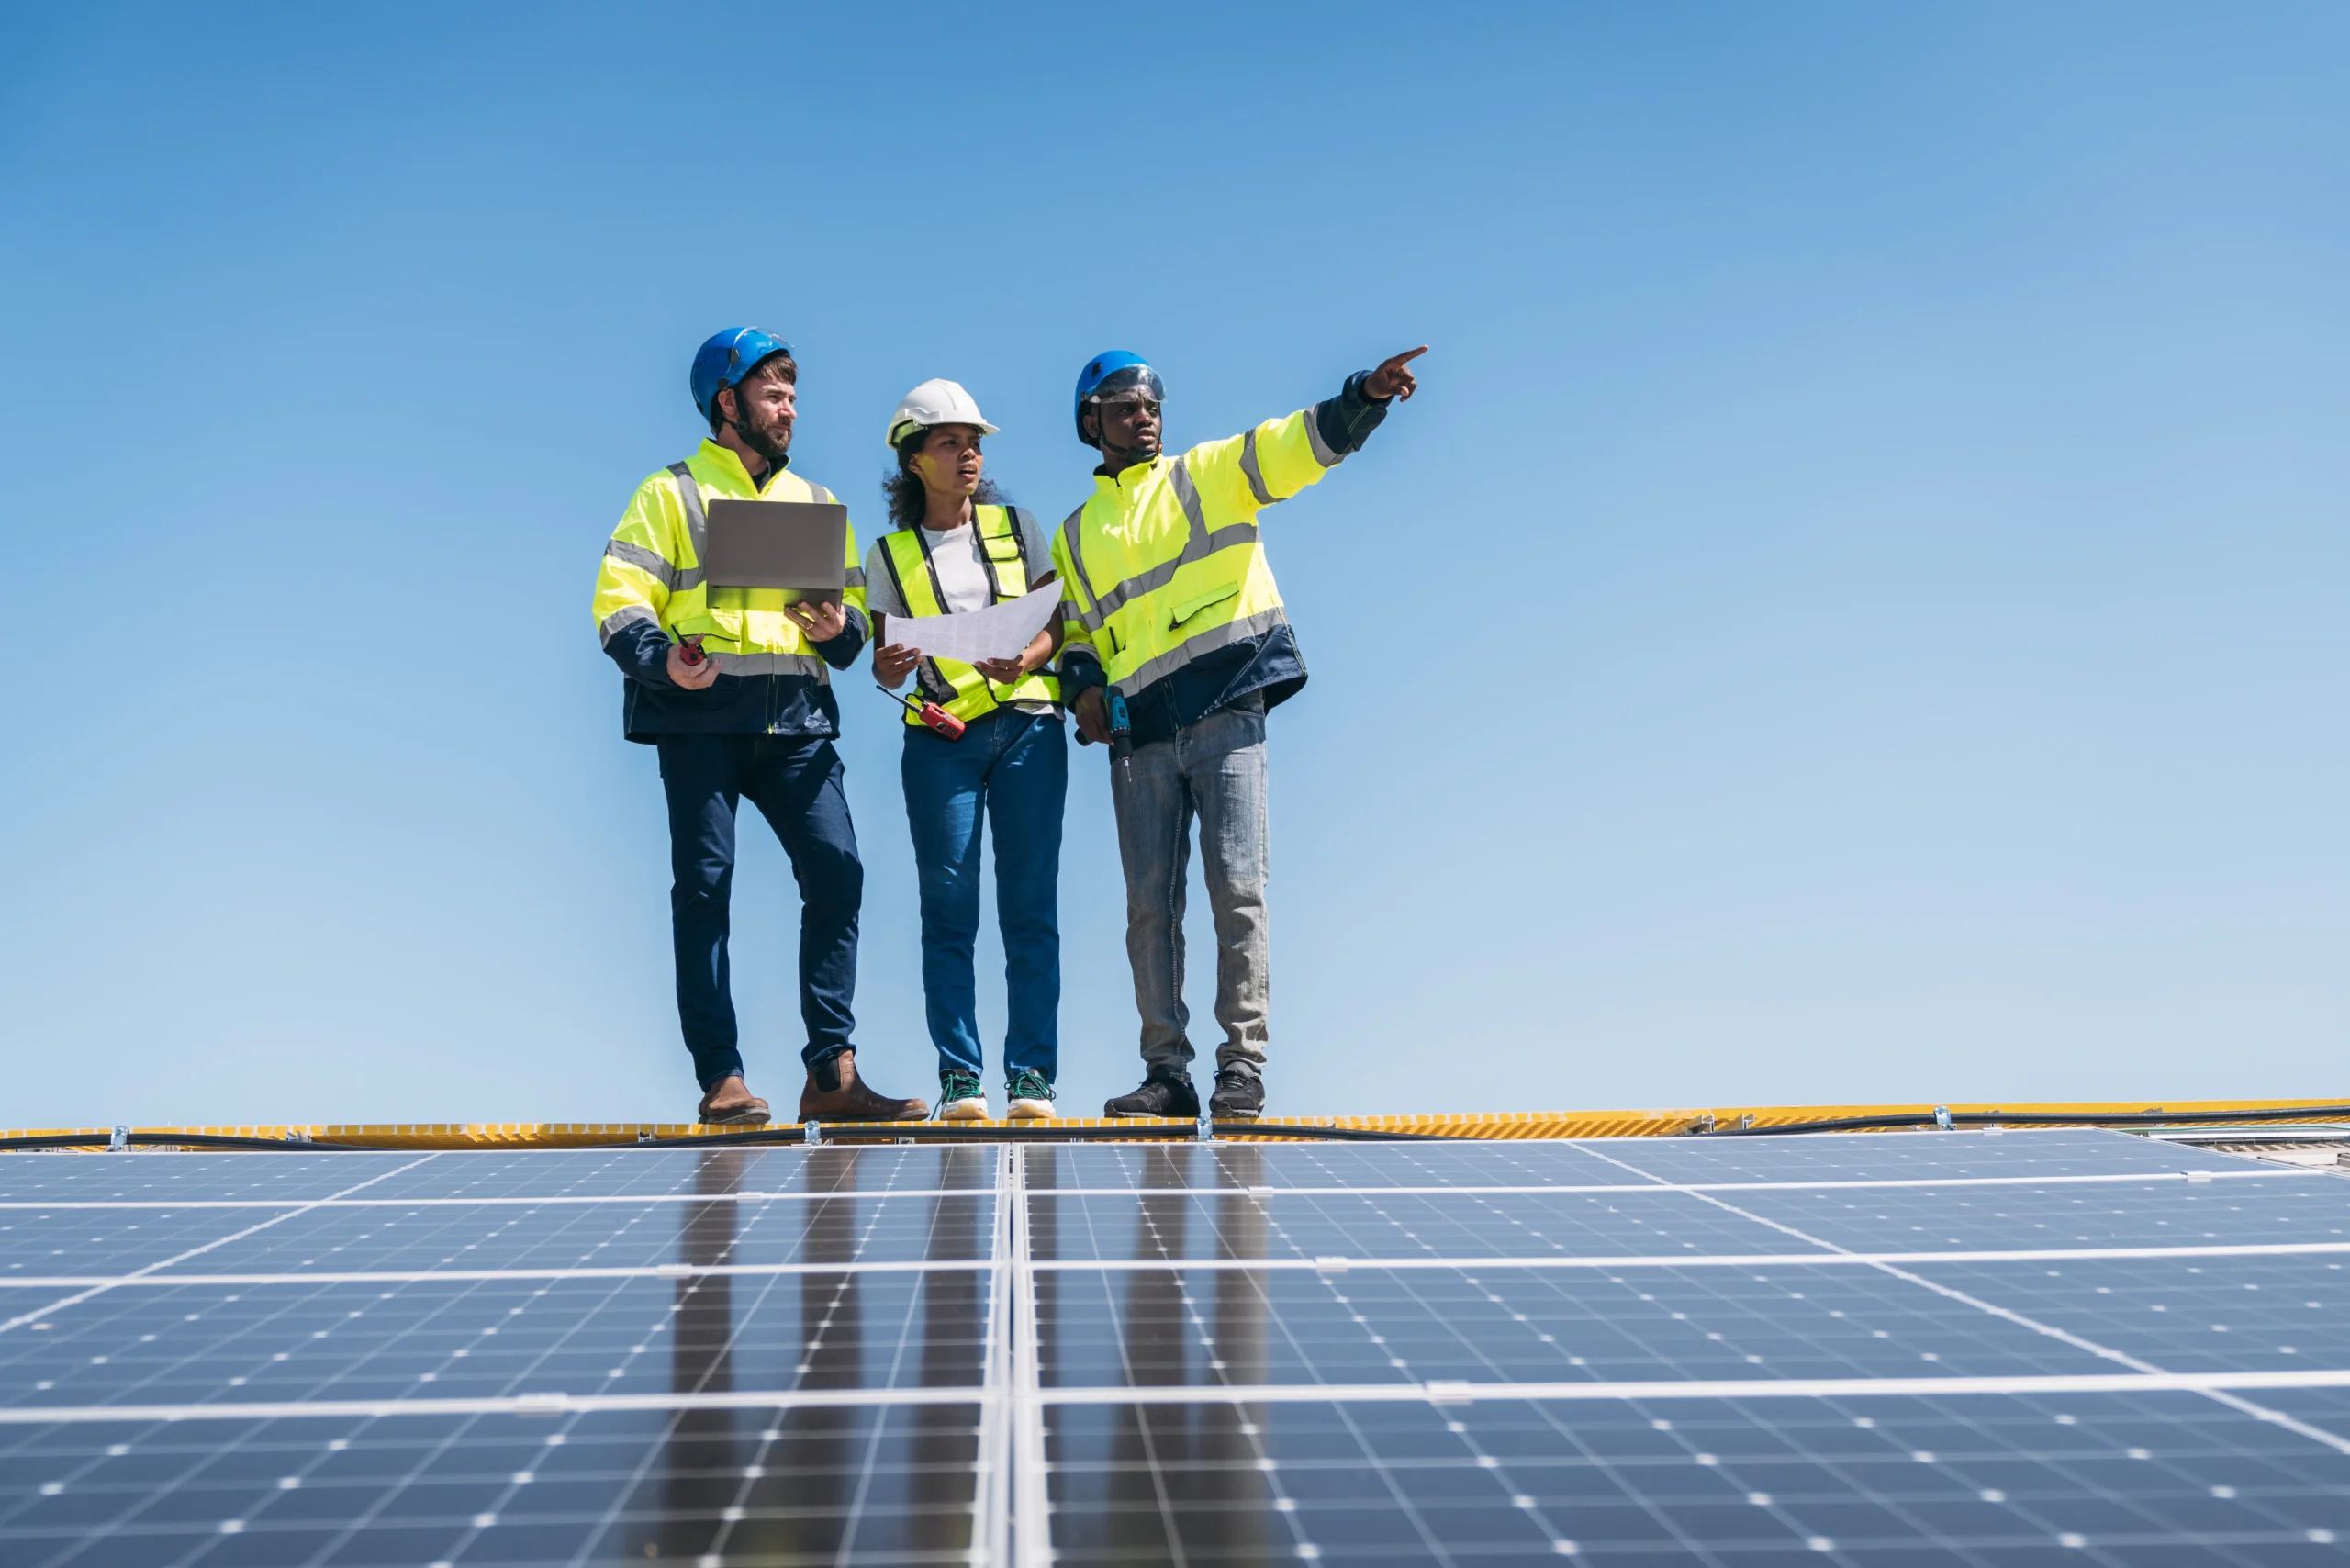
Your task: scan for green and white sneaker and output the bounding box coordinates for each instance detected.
[937,1070,990,1122]
[1007,1069,1056,1121]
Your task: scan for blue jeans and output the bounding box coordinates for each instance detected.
[656,734,861,1089]
[901,710,1067,1082]
[1107,700,1270,1077]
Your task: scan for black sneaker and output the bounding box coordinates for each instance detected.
[1210,1064,1264,1120]
[1103,1071,1200,1120]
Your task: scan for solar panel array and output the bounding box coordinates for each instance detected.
[4,1128,2348,1564]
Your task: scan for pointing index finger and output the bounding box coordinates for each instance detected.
[1388,345,1428,365]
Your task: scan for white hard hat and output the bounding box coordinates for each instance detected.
[887,378,1000,448]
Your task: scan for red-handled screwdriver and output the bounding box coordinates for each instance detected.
[876,684,965,740]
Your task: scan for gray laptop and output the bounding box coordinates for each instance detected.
[702,499,849,605]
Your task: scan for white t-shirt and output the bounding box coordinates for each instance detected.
[866,510,1060,715]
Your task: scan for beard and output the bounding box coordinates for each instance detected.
[1100,433,1159,470]
[731,404,794,469]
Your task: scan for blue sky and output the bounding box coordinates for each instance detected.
[0,3,2343,1127]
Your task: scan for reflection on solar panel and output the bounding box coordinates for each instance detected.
[4,1129,2348,1563]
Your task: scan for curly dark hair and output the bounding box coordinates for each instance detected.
[885,429,1007,530]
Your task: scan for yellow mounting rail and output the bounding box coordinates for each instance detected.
[2,1098,2345,1148]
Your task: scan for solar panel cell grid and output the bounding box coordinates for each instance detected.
[0,1406,984,1566]
[1721,1179,2340,1255]
[1047,1394,2350,1564]
[4,1128,2348,1565]
[1028,1190,1828,1263]
[0,1273,991,1409]
[1035,1266,2140,1392]
[107,1192,997,1276]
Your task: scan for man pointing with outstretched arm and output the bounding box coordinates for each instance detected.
[1053,345,1426,1121]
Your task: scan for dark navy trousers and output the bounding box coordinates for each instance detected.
[656,733,861,1089]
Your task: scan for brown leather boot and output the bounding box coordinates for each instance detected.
[798,1049,929,1122]
[696,1076,771,1126]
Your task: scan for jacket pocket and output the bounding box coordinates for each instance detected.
[675,606,743,644]
[1169,581,1238,629]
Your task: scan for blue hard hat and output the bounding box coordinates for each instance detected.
[1073,350,1164,442]
[691,328,796,424]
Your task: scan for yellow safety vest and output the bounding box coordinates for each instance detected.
[592,439,867,679]
[877,505,1060,724]
[1051,406,1338,698]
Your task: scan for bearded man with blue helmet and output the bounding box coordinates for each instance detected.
[591,328,930,1127]
[1052,343,1427,1120]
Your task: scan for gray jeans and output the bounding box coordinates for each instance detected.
[1109,701,1270,1077]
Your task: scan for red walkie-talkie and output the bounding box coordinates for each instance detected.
[877,685,965,740]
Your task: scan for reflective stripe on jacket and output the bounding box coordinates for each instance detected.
[592,440,870,741]
[1050,406,1339,703]
[876,504,1060,725]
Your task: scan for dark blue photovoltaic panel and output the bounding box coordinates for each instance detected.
[1046,1391,2350,1564]
[1033,1141,1668,1192]
[5,1126,2348,1564]
[0,1271,989,1410]
[0,1404,982,1565]
[1714,1172,2339,1253]
[0,1155,420,1206]
[346,1145,997,1202]
[1035,1262,2124,1390]
[0,1208,276,1277]
[1595,1127,2260,1183]
[1031,1127,2259,1192]
[1027,1189,1825,1263]
[1912,1254,2350,1374]
[119,1192,994,1275]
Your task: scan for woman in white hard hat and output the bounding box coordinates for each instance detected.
[867,380,1067,1121]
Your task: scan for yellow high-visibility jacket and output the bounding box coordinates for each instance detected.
[1051,405,1345,721]
[874,505,1060,725]
[592,440,869,741]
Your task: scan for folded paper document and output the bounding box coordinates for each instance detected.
[888,581,1061,666]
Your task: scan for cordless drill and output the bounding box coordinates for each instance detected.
[1074,687,1135,761]
[1106,689,1133,762]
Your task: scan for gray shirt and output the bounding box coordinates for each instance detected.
[866,510,1060,716]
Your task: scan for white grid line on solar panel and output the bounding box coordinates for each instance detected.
[1580,1140,2350,1460]
[1021,1169,2302,1199]
[978,1144,1013,1568]
[1043,1392,2350,1562]
[18,1368,2350,1426]
[1009,1147,1050,1568]
[0,1189,980,1208]
[0,1169,2304,1215]
[20,1238,2350,1288]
